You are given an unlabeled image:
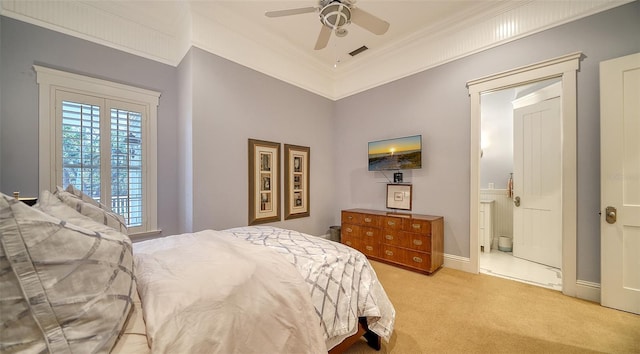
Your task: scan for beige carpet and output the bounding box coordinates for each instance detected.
[345,261,640,354]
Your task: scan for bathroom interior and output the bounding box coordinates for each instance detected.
[479,78,563,291]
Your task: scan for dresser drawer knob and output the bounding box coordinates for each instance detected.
[346,241,352,246]
[348,216,353,220]
[412,223,421,229]
[385,250,394,256]
[387,221,396,226]
[346,227,353,233]
[412,239,423,246]
[366,231,374,237]
[365,246,374,251]
[385,234,393,240]
[364,217,372,223]
[412,256,423,263]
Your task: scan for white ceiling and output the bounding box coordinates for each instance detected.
[202,1,496,68]
[1,0,632,99]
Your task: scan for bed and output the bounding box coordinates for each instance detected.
[0,188,395,353]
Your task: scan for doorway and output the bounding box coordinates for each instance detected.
[478,79,563,290]
[467,52,582,296]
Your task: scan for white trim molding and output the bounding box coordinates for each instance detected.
[34,65,160,236]
[443,254,474,274]
[467,52,582,298]
[576,280,601,304]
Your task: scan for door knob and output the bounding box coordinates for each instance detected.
[605,206,617,224]
[514,196,521,207]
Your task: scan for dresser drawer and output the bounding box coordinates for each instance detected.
[398,231,431,252]
[380,244,405,264]
[341,224,361,238]
[381,244,432,271]
[381,216,403,230]
[361,226,380,241]
[361,238,380,258]
[342,223,379,240]
[402,218,431,234]
[404,249,432,272]
[381,230,431,252]
[342,211,380,227]
[341,233,361,249]
[381,231,401,246]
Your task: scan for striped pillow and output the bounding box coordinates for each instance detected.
[0,193,135,353]
[37,190,126,238]
[55,186,128,234]
[64,184,101,207]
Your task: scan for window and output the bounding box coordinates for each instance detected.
[35,66,160,236]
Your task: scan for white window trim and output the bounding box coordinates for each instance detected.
[34,65,161,237]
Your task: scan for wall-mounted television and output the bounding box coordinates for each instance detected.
[368,135,422,171]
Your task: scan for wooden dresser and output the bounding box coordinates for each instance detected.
[341,209,444,274]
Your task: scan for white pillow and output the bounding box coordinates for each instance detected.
[55,186,128,234]
[0,192,135,353]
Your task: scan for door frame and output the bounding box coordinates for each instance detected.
[467,52,582,296]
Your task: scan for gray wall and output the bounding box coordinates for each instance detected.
[182,47,336,235]
[177,48,194,233]
[333,1,640,282]
[480,89,515,190]
[0,16,181,236]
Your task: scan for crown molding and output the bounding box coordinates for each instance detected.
[331,0,632,99]
[0,0,187,65]
[1,0,633,100]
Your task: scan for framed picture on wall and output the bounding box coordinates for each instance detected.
[248,139,281,225]
[386,183,412,211]
[284,144,310,220]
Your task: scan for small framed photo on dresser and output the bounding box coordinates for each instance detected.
[386,184,412,211]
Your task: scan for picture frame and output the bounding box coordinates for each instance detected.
[248,139,281,225]
[386,183,412,211]
[284,144,310,220]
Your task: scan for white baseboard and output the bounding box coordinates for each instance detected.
[576,280,601,303]
[443,254,475,273]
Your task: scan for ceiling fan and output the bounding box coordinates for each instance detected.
[265,0,390,50]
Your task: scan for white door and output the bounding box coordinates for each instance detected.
[600,52,640,315]
[512,95,562,268]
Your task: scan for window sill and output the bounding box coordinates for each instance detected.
[130,229,163,242]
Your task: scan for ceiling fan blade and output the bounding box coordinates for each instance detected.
[265,7,317,18]
[351,8,390,35]
[314,25,332,50]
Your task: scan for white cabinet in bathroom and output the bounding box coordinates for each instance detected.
[480,200,495,253]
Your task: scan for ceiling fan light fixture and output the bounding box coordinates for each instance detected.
[319,2,351,30]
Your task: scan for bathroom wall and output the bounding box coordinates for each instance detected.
[480,89,514,190]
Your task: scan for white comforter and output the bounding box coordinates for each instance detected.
[133,230,326,354]
[224,226,395,350]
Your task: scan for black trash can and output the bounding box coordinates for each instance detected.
[329,226,341,242]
